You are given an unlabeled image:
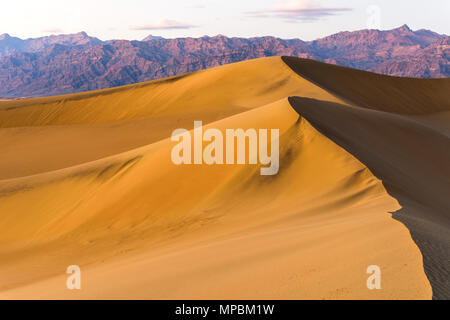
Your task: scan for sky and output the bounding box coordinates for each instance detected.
[1,0,449,41]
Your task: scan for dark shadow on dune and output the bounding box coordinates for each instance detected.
[281,56,450,115]
[288,96,450,300]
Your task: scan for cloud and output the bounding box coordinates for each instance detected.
[41,27,64,34]
[130,19,197,31]
[186,4,205,9]
[246,0,352,22]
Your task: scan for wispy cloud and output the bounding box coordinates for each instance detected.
[246,0,352,22]
[130,19,197,31]
[41,27,64,34]
[186,4,205,9]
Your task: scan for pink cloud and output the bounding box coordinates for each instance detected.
[246,0,352,22]
[131,19,197,31]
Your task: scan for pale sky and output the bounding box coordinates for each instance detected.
[1,0,449,41]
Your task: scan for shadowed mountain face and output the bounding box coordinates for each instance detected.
[0,25,448,97]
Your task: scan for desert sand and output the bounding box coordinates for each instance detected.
[0,56,448,299]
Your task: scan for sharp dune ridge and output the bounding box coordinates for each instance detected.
[0,56,448,299]
[288,97,450,299]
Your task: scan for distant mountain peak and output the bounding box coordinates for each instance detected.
[0,33,11,40]
[42,32,103,46]
[396,24,413,32]
[70,31,92,39]
[143,35,164,41]
[46,31,92,40]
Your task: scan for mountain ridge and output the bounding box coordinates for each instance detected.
[0,25,448,97]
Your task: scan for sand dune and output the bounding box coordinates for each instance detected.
[289,97,450,299]
[0,57,342,180]
[282,56,450,114]
[0,57,448,299]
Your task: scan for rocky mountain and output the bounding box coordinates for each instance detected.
[142,35,165,41]
[0,32,102,57]
[0,25,447,97]
[373,36,450,78]
[309,25,444,69]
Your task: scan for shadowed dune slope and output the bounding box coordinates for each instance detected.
[0,56,447,299]
[284,58,449,297]
[282,56,450,115]
[289,95,450,299]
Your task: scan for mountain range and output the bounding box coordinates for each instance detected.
[0,25,448,97]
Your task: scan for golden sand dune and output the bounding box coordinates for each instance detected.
[0,57,448,299]
[0,57,342,179]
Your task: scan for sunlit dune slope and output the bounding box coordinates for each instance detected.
[0,57,343,180]
[0,99,430,299]
[0,56,447,299]
[0,57,342,128]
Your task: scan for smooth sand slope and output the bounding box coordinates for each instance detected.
[283,57,450,299]
[0,57,342,180]
[0,56,447,299]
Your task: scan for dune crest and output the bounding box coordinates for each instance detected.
[283,57,449,300]
[1,56,448,299]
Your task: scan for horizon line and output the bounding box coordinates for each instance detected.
[1,24,447,43]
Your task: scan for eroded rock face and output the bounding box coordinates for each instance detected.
[0,32,102,57]
[372,37,450,78]
[0,26,448,97]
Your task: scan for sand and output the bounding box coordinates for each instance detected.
[0,56,448,300]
